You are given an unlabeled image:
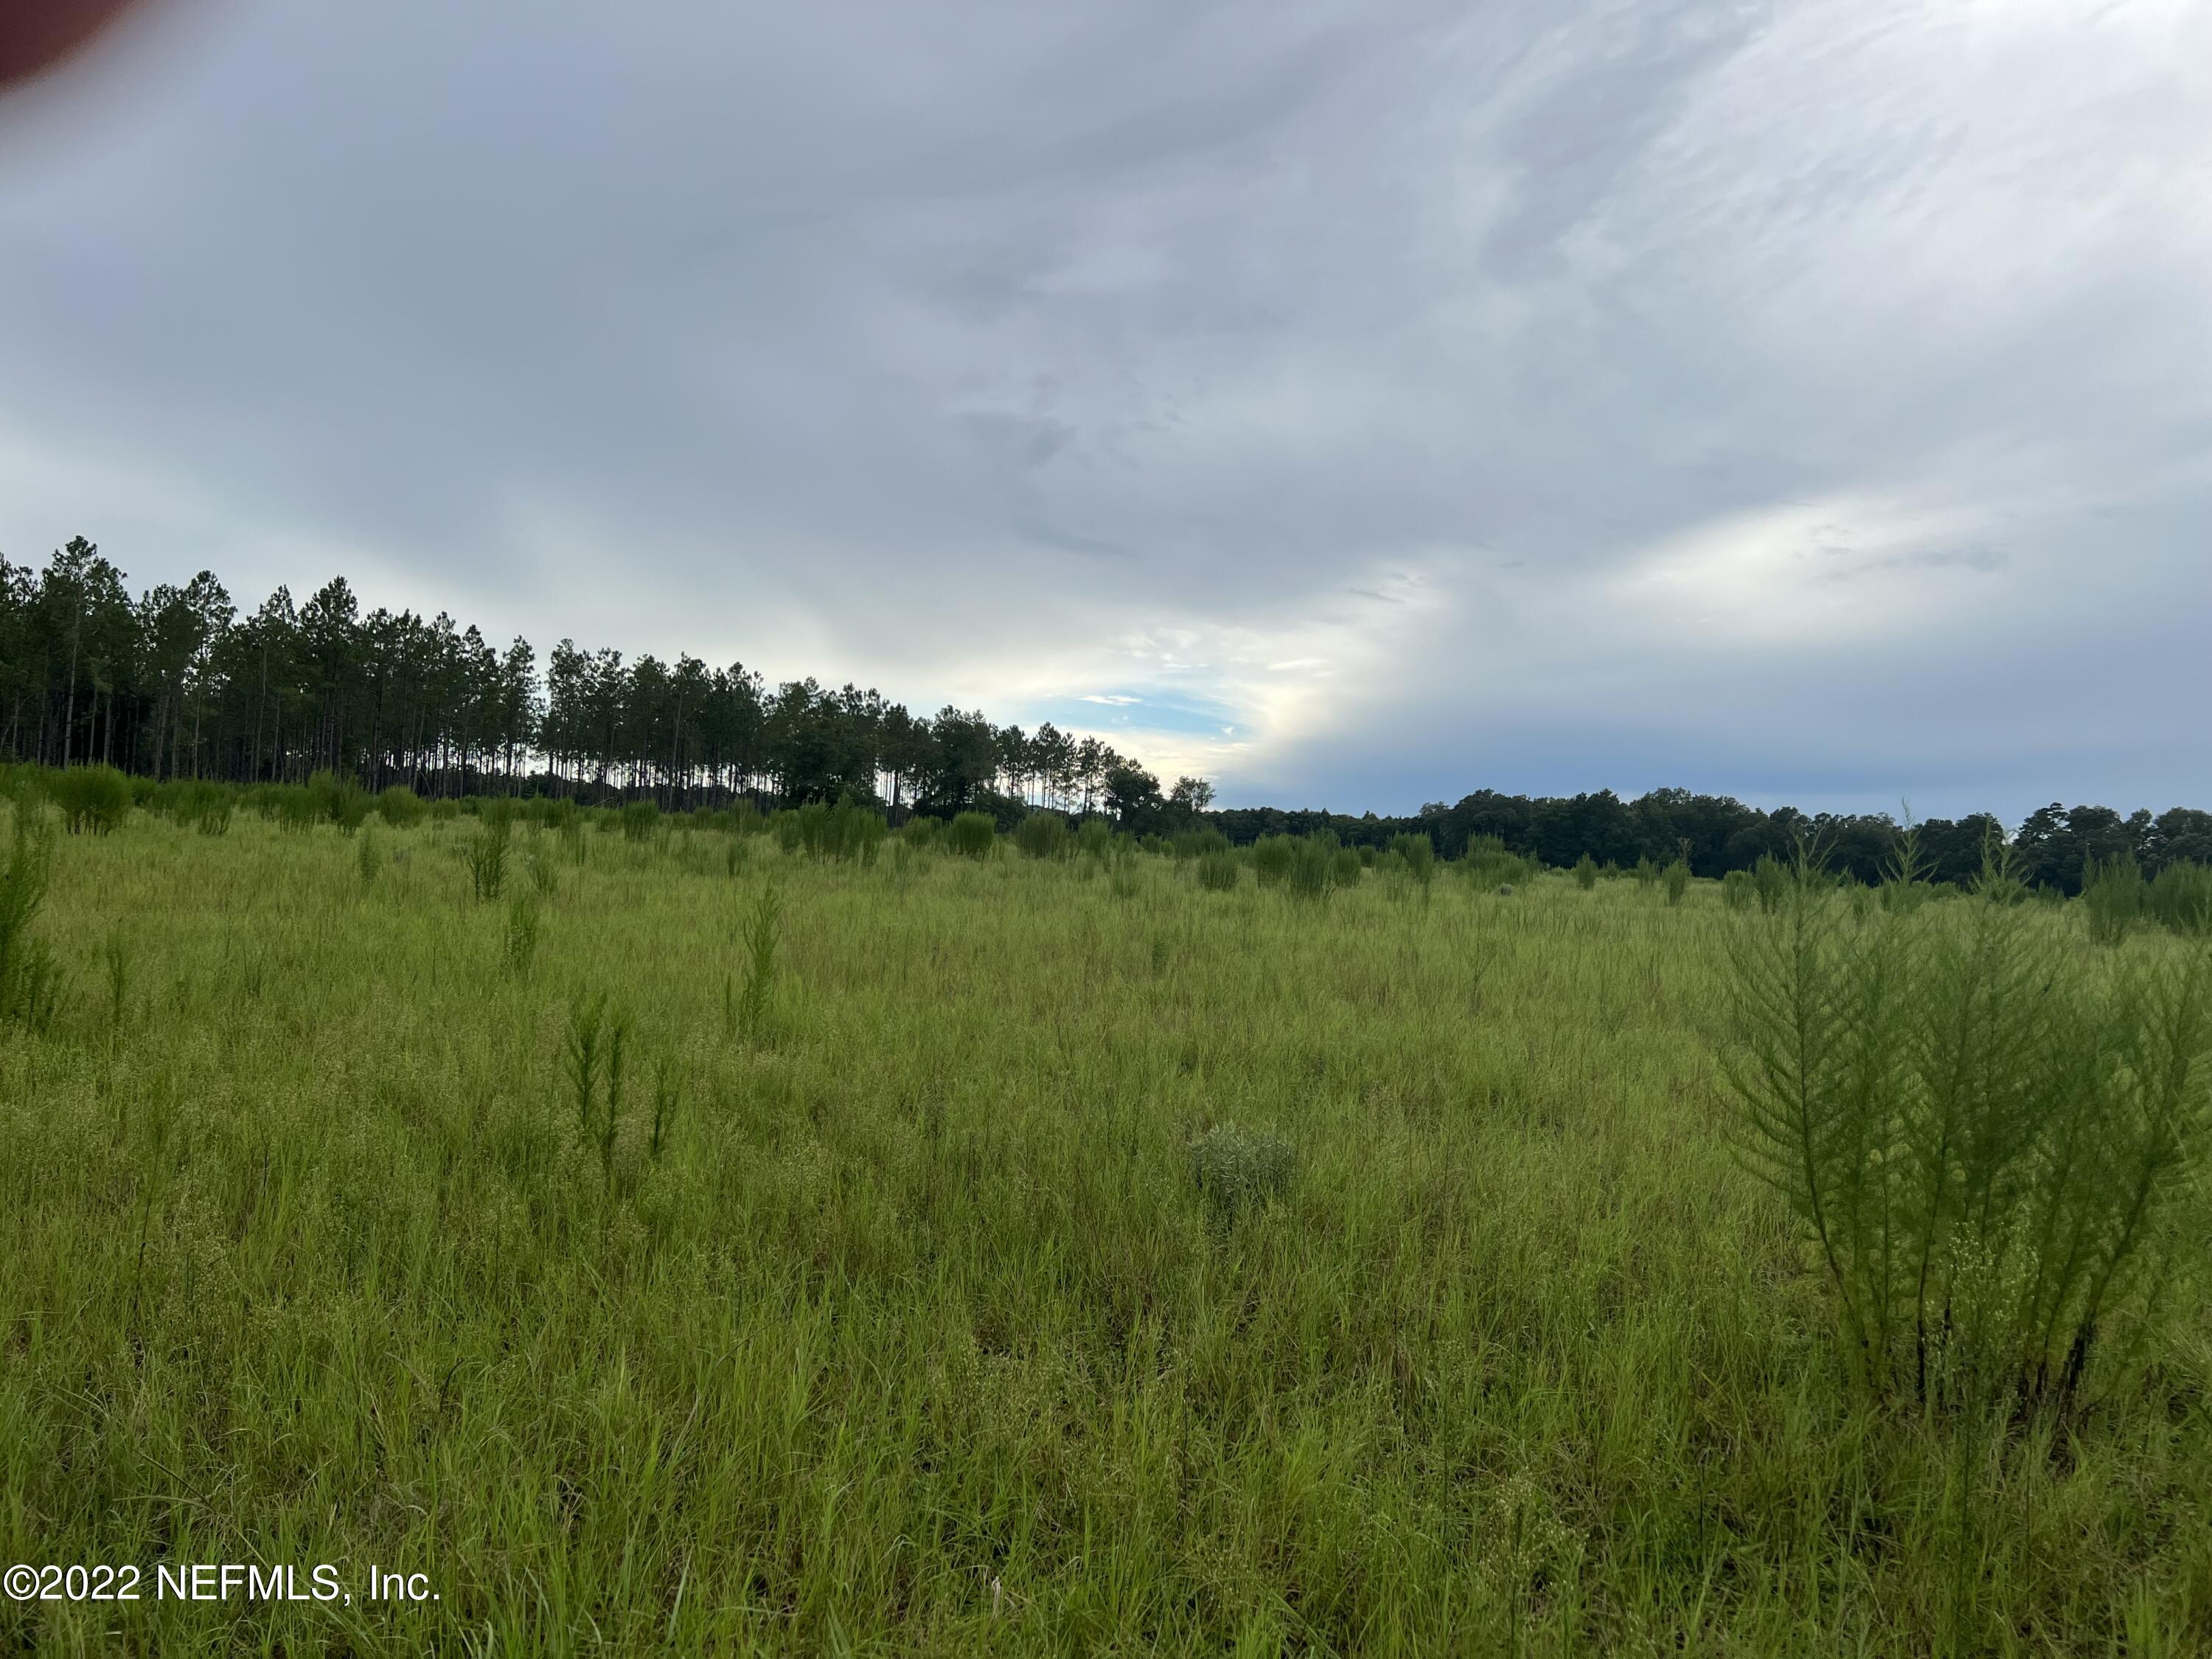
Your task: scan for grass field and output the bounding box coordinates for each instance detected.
[2,802,2209,1655]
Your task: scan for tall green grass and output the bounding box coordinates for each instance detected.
[3,804,2211,1652]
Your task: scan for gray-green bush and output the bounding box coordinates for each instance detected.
[1190,1122,1297,1228]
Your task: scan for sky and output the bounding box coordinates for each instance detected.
[1,0,2207,821]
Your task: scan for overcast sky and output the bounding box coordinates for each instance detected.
[1,0,2206,818]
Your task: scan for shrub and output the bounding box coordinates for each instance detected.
[1074,817,1114,861]
[824,797,888,865]
[504,896,541,978]
[465,816,512,901]
[1574,853,1599,891]
[376,785,427,828]
[308,771,370,833]
[563,992,634,1193]
[1251,835,1295,888]
[901,815,942,851]
[275,785,323,833]
[1331,845,1363,888]
[1287,835,1337,900]
[2081,852,2147,946]
[527,849,561,897]
[49,765,131,836]
[791,801,829,855]
[1750,853,1791,914]
[170,779,234,836]
[1878,824,1933,916]
[1191,1123,1296,1228]
[1014,812,1070,860]
[2147,861,2212,939]
[1109,845,1143,900]
[0,815,63,1029]
[1390,832,1436,886]
[559,812,590,866]
[1633,855,1659,887]
[1463,835,1537,888]
[1725,857,2212,1417]
[945,812,996,858]
[1172,827,1230,863]
[1195,850,1239,891]
[1722,869,1755,911]
[620,799,661,844]
[731,886,780,1043]
[1663,860,1690,906]
[335,782,372,834]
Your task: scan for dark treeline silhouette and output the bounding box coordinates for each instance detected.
[0,538,1189,818]
[1214,795,2212,894]
[6,539,2205,891]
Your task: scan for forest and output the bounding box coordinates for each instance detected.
[4,538,2203,891]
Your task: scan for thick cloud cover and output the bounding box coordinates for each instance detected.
[2,0,2206,817]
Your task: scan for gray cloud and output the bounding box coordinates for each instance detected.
[1,0,2207,818]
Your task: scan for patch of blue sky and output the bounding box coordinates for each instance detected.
[1030,689,1245,739]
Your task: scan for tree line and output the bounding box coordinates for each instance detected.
[4,538,2202,891]
[0,538,1194,818]
[1218,793,2212,895]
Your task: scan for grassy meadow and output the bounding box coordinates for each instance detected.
[2,796,2210,1655]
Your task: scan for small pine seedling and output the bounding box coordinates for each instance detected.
[505,897,541,978]
[736,886,781,1042]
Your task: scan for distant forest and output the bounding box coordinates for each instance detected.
[4,538,2203,892]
